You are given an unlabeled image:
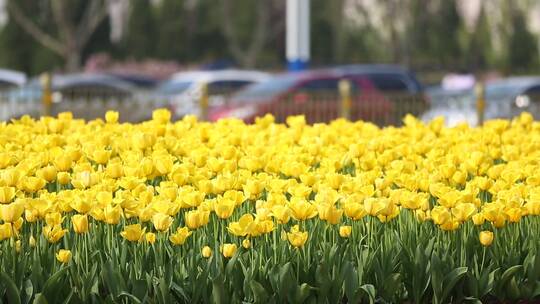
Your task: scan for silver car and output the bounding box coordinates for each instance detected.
[422,77,540,126]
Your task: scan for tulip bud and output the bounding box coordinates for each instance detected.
[72,214,89,234]
[222,243,237,258]
[105,111,119,124]
[202,246,212,258]
[56,249,72,264]
[145,232,156,245]
[479,231,494,247]
[339,225,352,238]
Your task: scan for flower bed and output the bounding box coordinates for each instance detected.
[0,109,539,303]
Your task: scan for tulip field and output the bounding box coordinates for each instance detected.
[0,109,539,303]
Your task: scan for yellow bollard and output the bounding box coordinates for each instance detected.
[40,73,52,117]
[339,79,351,120]
[199,82,209,121]
[475,82,485,126]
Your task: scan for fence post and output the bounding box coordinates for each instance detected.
[199,82,209,121]
[475,82,485,126]
[339,79,351,120]
[40,73,52,117]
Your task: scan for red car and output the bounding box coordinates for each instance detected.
[210,70,396,125]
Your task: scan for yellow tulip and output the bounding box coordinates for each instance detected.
[451,203,476,222]
[524,200,540,215]
[43,225,67,243]
[38,166,57,183]
[152,108,171,124]
[72,214,89,234]
[0,187,15,204]
[215,198,236,219]
[227,214,254,237]
[343,202,367,220]
[222,243,237,258]
[431,206,451,225]
[242,239,251,249]
[54,155,72,172]
[271,205,290,224]
[169,227,192,245]
[288,197,318,221]
[1,169,23,187]
[145,232,156,244]
[202,246,212,258]
[45,212,63,226]
[316,203,343,225]
[0,223,12,240]
[339,225,352,238]
[287,227,308,248]
[504,207,521,223]
[0,203,24,223]
[71,171,98,189]
[23,177,46,193]
[57,172,71,185]
[185,210,210,230]
[479,231,494,246]
[56,249,72,264]
[363,198,386,216]
[154,156,174,176]
[103,204,122,225]
[105,111,119,124]
[472,213,485,225]
[152,213,174,232]
[120,224,145,242]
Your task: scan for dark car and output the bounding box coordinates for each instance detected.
[210,65,426,125]
[334,64,429,119]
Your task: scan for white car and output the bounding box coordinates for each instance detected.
[154,70,271,118]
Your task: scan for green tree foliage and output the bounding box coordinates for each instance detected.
[123,0,156,60]
[0,0,539,75]
[507,12,538,72]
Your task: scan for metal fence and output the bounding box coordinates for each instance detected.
[0,88,169,122]
[0,86,431,126]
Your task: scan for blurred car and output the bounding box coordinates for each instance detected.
[211,65,426,125]
[154,69,271,118]
[4,73,154,122]
[0,69,26,90]
[335,64,429,118]
[106,73,158,89]
[421,77,540,126]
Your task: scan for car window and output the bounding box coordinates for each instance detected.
[523,85,540,103]
[298,78,340,91]
[59,85,131,100]
[297,78,360,92]
[232,76,298,103]
[157,81,192,95]
[366,74,409,91]
[208,80,253,95]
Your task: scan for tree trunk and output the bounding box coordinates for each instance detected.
[65,50,82,72]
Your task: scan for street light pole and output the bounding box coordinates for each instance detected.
[287,0,310,71]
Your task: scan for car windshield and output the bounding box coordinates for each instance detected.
[232,75,297,102]
[156,81,193,95]
[485,82,527,102]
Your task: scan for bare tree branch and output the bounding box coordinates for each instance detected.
[221,0,244,61]
[51,0,74,44]
[221,0,270,67]
[6,0,65,55]
[76,0,110,49]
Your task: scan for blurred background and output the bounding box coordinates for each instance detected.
[0,0,539,126]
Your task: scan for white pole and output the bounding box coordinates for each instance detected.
[286,0,310,71]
